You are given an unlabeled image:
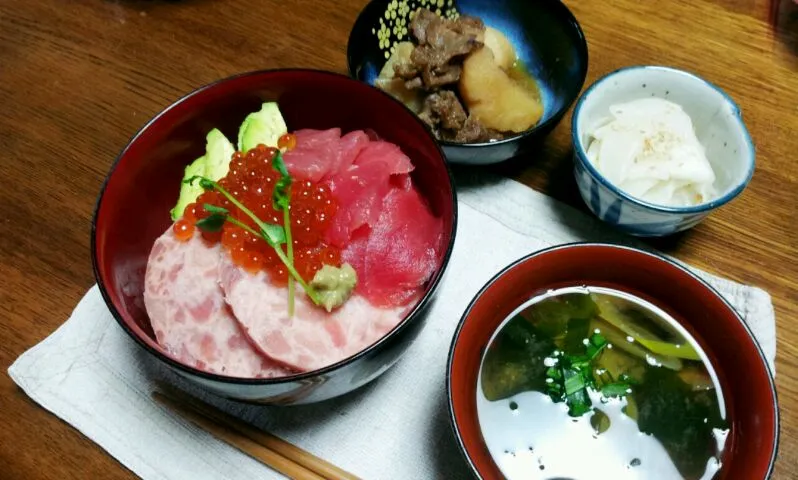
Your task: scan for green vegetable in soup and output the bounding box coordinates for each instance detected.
[633,366,728,479]
[593,346,646,385]
[521,293,597,355]
[481,316,554,401]
[479,288,727,479]
[544,333,633,417]
[593,317,683,371]
[593,294,700,361]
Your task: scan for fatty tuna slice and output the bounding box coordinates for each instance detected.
[219,255,408,372]
[283,129,370,182]
[143,228,291,378]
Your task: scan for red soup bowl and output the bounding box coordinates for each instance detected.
[92,69,457,405]
[447,243,778,479]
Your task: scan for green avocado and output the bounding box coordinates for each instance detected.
[237,102,288,153]
[170,128,235,221]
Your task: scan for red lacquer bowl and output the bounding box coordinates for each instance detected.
[92,69,457,405]
[447,243,778,479]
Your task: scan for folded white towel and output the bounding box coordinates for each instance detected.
[9,175,775,480]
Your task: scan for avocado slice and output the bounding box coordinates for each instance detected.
[204,128,235,180]
[237,102,288,153]
[170,128,235,221]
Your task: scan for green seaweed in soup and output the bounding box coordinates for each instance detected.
[478,286,729,480]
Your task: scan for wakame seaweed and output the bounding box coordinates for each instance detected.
[480,315,555,401]
[521,293,597,355]
[633,366,727,479]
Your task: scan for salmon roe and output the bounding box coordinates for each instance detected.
[277,133,297,151]
[178,143,341,285]
[172,218,194,241]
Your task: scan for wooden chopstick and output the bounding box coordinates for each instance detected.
[152,387,361,480]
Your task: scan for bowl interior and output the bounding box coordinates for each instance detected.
[93,69,456,381]
[573,67,755,203]
[347,0,588,141]
[448,244,777,479]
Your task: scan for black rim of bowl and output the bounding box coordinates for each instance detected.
[91,68,459,387]
[346,0,590,149]
[445,242,779,479]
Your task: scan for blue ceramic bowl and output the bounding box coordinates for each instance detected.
[572,66,755,237]
[347,0,588,165]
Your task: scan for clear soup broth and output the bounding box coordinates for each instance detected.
[477,286,729,480]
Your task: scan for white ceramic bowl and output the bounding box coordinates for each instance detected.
[571,66,755,237]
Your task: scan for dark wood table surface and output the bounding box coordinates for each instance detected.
[1,0,796,478]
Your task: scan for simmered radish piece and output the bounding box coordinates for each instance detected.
[459,47,543,133]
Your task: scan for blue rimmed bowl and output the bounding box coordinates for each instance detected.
[571,66,755,237]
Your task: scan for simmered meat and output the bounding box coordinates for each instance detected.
[448,115,503,143]
[418,91,501,143]
[398,8,484,90]
[418,91,467,131]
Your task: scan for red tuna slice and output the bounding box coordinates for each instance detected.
[324,139,416,248]
[218,255,407,372]
[143,228,292,378]
[325,160,393,248]
[342,186,443,307]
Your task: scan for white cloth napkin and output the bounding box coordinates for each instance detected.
[8,174,776,480]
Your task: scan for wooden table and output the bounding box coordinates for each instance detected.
[1,0,796,478]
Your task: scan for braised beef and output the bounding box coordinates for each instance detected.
[450,116,504,143]
[409,8,437,45]
[419,91,467,130]
[418,91,504,143]
[398,9,484,90]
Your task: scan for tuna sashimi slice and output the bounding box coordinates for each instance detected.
[352,140,414,174]
[283,129,371,183]
[325,160,394,248]
[143,228,292,378]
[324,138,417,247]
[343,186,443,307]
[283,128,342,182]
[219,255,408,372]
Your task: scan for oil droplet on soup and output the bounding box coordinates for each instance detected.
[477,286,729,480]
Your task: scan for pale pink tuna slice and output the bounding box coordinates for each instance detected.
[336,130,371,172]
[282,128,342,182]
[343,186,443,307]
[283,129,371,183]
[352,140,414,174]
[219,255,407,372]
[143,228,292,378]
